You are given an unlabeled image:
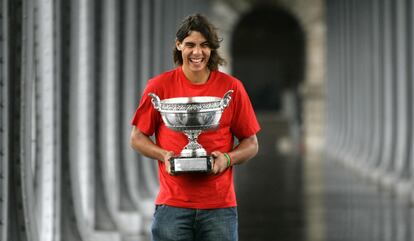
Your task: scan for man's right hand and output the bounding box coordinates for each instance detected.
[162,151,175,175]
[130,127,176,175]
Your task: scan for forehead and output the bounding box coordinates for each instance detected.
[182,31,207,43]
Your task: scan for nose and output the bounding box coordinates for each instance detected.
[193,45,202,54]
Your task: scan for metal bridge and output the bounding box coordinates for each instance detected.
[1,0,414,240]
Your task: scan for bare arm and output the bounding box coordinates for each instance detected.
[211,134,259,174]
[130,126,174,172]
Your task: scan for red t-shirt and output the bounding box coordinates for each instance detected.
[131,67,260,209]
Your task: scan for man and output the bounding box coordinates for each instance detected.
[130,13,260,241]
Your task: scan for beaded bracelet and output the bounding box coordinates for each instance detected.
[224,153,232,167]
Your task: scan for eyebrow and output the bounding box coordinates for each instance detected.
[184,40,209,45]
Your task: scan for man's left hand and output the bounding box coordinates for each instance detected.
[211,151,229,174]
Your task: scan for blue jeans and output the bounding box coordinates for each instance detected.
[151,205,238,241]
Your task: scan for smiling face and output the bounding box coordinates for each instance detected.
[176,31,211,79]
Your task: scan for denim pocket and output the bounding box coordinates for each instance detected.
[154,204,165,217]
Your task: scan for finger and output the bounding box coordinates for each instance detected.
[212,162,218,174]
[166,162,170,173]
[165,159,173,175]
[165,151,174,162]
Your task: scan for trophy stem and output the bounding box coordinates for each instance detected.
[181,130,207,157]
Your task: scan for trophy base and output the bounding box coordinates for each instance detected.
[169,156,214,174]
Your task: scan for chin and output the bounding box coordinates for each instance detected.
[191,62,209,70]
[190,67,206,72]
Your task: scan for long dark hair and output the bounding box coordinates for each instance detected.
[173,13,226,70]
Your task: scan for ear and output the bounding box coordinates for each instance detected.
[176,41,182,51]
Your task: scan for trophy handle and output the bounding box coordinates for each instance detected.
[148,93,161,110]
[220,90,234,110]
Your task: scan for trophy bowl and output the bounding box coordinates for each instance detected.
[148,90,234,174]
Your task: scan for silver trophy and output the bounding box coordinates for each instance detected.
[149,90,234,174]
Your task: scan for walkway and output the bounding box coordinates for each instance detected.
[235,114,414,241]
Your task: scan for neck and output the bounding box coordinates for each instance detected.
[182,66,210,85]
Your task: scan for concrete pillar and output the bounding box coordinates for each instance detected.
[372,0,396,186]
[330,0,347,161]
[358,0,375,170]
[365,0,383,176]
[326,0,414,205]
[341,0,354,165]
[0,0,9,238]
[393,0,411,198]
[70,0,123,240]
[410,0,414,205]
[36,0,61,240]
[139,0,160,199]
[350,0,365,167]
[100,0,141,234]
[121,0,153,227]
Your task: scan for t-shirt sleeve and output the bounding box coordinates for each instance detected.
[130,80,161,136]
[230,80,261,139]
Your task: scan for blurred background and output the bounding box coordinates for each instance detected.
[1,0,414,240]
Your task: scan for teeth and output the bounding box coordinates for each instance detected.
[191,58,202,63]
